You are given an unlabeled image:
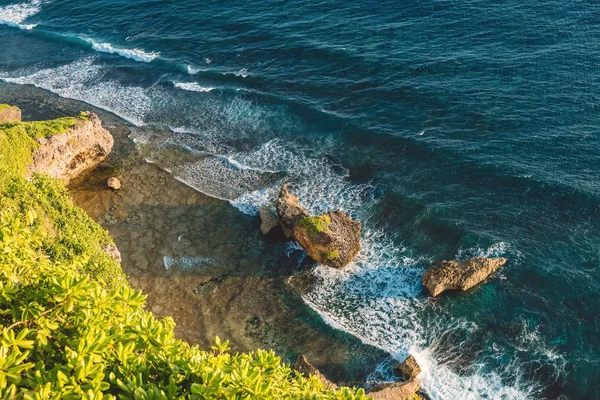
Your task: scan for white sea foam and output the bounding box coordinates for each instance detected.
[83,39,160,63]
[234,68,248,78]
[163,256,213,271]
[0,57,152,125]
[297,238,540,399]
[187,65,200,74]
[173,82,215,92]
[0,0,45,30]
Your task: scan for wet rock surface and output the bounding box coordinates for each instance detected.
[259,205,279,235]
[367,378,421,400]
[294,355,337,390]
[396,355,422,380]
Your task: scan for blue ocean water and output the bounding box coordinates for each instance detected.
[1,0,599,398]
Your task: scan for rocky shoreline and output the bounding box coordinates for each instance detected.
[1,82,510,399]
[0,83,386,386]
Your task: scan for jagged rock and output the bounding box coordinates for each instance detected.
[26,112,113,183]
[107,177,121,190]
[395,355,421,380]
[422,257,507,297]
[103,244,121,263]
[0,104,21,124]
[275,185,360,269]
[294,355,337,390]
[276,184,310,238]
[367,378,420,400]
[258,205,279,235]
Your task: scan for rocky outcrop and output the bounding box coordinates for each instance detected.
[276,185,361,269]
[395,355,421,380]
[422,257,507,297]
[259,206,279,235]
[0,104,21,124]
[294,355,337,390]
[367,378,420,400]
[26,112,113,184]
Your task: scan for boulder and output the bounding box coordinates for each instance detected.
[367,378,420,400]
[422,257,507,297]
[395,355,421,380]
[27,112,113,184]
[258,205,279,235]
[107,177,121,190]
[0,104,21,124]
[294,355,337,390]
[276,185,361,269]
[103,244,122,263]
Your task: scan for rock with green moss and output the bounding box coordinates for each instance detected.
[0,104,21,124]
[276,185,361,269]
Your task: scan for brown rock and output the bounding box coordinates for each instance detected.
[367,378,420,400]
[275,185,361,269]
[276,184,309,238]
[422,257,507,297]
[395,355,421,380]
[0,104,21,124]
[294,355,337,390]
[258,205,279,235]
[103,244,121,263]
[27,112,113,183]
[107,177,121,190]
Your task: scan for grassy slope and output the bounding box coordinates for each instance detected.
[0,107,369,399]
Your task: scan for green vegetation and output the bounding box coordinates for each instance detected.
[322,250,340,262]
[0,103,19,112]
[0,111,87,183]
[0,110,368,398]
[298,215,331,241]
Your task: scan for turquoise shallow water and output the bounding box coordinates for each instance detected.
[1,0,599,398]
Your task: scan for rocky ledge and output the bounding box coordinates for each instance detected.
[0,104,21,124]
[26,112,114,184]
[274,184,361,269]
[422,257,507,297]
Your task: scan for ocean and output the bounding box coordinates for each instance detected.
[1,0,599,398]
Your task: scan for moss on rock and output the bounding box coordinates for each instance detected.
[298,214,331,241]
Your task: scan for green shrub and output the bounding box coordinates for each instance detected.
[322,250,340,262]
[298,215,331,242]
[0,104,20,113]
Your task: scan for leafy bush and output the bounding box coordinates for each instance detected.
[0,111,369,398]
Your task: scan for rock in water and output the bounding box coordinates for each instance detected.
[276,184,309,238]
[276,185,361,269]
[107,177,121,190]
[27,112,113,183]
[367,379,421,400]
[395,355,421,380]
[258,205,279,234]
[294,355,337,390]
[0,104,21,124]
[422,257,507,297]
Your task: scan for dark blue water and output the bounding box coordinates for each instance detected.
[1,0,599,398]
